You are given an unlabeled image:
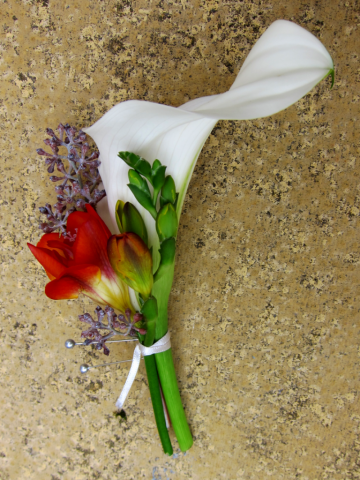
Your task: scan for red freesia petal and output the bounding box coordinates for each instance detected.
[85,204,112,238]
[37,233,63,249]
[47,240,74,260]
[66,205,111,239]
[27,243,67,279]
[45,265,102,300]
[46,276,84,299]
[37,232,74,261]
[65,205,113,275]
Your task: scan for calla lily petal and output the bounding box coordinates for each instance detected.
[180,20,333,119]
[84,20,333,267]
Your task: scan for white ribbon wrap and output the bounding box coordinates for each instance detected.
[115,331,171,410]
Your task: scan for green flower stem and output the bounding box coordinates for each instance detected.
[152,260,193,452]
[152,255,175,341]
[144,355,173,455]
[155,349,193,452]
[142,298,173,455]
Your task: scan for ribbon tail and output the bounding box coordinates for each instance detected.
[115,344,142,410]
[114,332,172,410]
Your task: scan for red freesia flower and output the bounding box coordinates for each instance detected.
[28,205,133,312]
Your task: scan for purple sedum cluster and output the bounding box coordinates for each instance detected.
[79,306,145,355]
[37,123,105,238]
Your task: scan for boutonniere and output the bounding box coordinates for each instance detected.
[29,20,333,455]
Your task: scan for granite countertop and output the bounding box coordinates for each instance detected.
[1,1,359,478]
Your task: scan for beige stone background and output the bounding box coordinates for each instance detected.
[1,0,359,478]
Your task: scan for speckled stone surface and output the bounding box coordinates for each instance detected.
[1,1,359,479]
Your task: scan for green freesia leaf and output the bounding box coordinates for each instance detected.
[160,176,177,208]
[121,202,148,244]
[115,200,125,233]
[152,165,167,190]
[152,159,162,172]
[141,296,158,319]
[135,159,152,181]
[128,169,151,195]
[118,151,140,167]
[152,165,167,206]
[119,151,152,183]
[156,203,178,242]
[174,192,179,210]
[141,296,158,347]
[159,237,176,265]
[128,184,157,219]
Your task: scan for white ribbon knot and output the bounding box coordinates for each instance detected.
[115,331,171,410]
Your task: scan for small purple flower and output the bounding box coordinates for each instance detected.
[37,124,106,238]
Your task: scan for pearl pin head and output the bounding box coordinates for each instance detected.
[80,364,90,373]
[65,339,76,349]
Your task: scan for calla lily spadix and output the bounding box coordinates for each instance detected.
[84,20,334,269]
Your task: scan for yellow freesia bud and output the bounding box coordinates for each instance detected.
[107,232,153,299]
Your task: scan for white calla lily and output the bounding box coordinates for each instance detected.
[84,20,333,268]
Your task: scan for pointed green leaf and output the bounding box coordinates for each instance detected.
[141,296,158,319]
[128,184,157,219]
[141,296,158,347]
[121,202,148,244]
[118,151,141,168]
[152,165,167,190]
[156,203,178,242]
[119,151,152,183]
[174,192,179,210]
[115,200,125,232]
[135,159,152,181]
[159,237,176,265]
[160,176,177,208]
[151,163,167,207]
[128,169,151,195]
[152,159,162,172]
